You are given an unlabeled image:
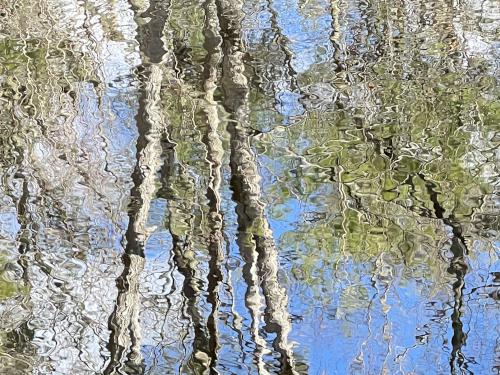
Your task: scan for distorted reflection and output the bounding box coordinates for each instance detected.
[0,0,498,374]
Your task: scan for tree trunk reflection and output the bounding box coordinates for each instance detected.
[217,0,297,372]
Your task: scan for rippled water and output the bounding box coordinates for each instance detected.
[0,0,499,373]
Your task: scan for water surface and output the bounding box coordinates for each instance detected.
[0,0,499,373]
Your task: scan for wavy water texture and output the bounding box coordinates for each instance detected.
[0,0,498,374]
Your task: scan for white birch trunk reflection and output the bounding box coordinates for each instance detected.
[216,0,297,372]
[104,0,170,372]
[201,0,225,370]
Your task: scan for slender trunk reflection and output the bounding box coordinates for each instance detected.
[201,0,225,371]
[164,156,211,373]
[216,0,297,372]
[160,65,211,375]
[104,0,171,373]
[329,0,344,72]
[265,0,299,91]
[104,64,164,375]
[420,174,469,374]
[14,174,32,283]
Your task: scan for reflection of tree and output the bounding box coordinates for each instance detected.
[104,65,166,375]
[0,98,36,374]
[158,34,212,375]
[254,3,498,368]
[0,0,499,373]
[0,8,95,370]
[420,175,469,373]
[216,0,297,372]
[201,0,225,370]
[164,165,211,373]
[265,0,299,91]
[104,0,170,373]
[329,0,344,72]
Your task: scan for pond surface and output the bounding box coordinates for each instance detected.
[0,0,499,374]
